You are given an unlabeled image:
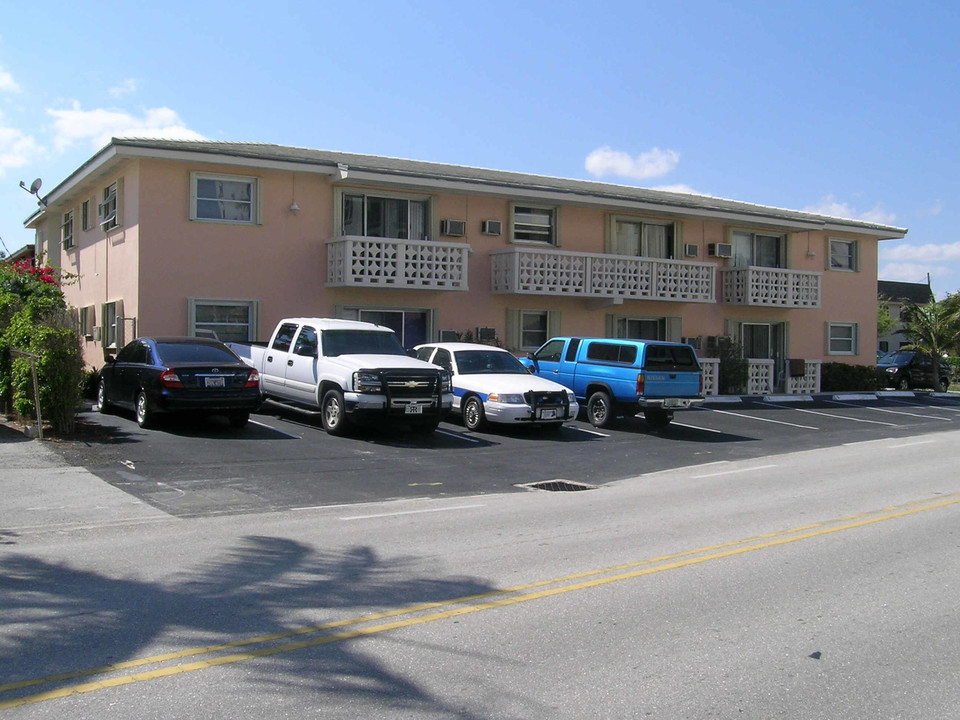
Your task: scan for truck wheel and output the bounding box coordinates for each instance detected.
[136,390,155,429]
[644,409,673,429]
[321,388,351,436]
[586,390,613,428]
[896,376,911,391]
[462,396,487,431]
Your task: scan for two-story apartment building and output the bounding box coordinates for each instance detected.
[24,138,906,394]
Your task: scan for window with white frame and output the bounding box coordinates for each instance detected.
[101,300,124,349]
[616,316,667,340]
[829,238,858,271]
[79,305,95,339]
[81,200,93,231]
[61,210,75,249]
[99,180,122,231]
[341,192,430,240]
[512,205,557,245]
[827,322,858,355]
[191,173,260,223]
[731,230,785,268]
[188,299,259,343]
[613,218,675,258]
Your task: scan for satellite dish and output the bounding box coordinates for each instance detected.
[29,178,42,194]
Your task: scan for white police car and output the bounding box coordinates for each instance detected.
[414,342,578,431]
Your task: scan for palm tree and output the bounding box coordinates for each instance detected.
[899,297,960,358]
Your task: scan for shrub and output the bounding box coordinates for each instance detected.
[820,362,884,392]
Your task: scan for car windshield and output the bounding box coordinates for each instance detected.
[884,351,915,364]
[322,330,406,357]
[455,350,528,375]
[156,342,239,364]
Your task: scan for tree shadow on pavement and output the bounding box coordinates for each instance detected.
[0,537,497,717]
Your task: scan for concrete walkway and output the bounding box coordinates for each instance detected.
[0,425,169,536]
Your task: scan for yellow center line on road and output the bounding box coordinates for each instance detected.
[4,493,960,709]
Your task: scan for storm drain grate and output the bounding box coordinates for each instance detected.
[517,479,596,492]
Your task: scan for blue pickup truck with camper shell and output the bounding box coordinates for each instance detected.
[521,337,704,428]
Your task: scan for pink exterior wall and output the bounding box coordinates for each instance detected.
[38,153,889,374]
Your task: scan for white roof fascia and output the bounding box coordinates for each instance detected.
[113,144,341,176]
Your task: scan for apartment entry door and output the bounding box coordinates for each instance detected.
[741,322,786,391]
[358,309,428,350]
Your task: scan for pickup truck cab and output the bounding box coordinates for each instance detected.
[521,337,703,428]
[229,318,452,435]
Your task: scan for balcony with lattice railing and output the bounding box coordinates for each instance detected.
[490,247,715,302]
[719,266,821,308]
[327,236,469,291]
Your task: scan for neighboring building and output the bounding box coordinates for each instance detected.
[878,279,934,354]
[25,138,907,394]
[4,243,35,264]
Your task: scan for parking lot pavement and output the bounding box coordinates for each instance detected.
[35,392,960,519]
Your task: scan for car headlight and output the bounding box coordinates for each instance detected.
[885,367,898,374]
[488,393,525,404]
[565,390,576,402]
[353,371,382,393]
[441,371,452,393]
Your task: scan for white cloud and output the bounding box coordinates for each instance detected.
[919,200,943,216]
[878,262,948,283]
[0,66,19,93]
[585,146,679,180]
[109,79,138,98]
[880,241,960,263]
[0,111,40,175]
[47,102,205,151]
[803,194,897,226]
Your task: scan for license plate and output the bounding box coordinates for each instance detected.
[405,404,423,415]
[205,376,225,388]
[664,398,684,408]
[538,408,557,420]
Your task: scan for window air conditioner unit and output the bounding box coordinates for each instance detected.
[708,243,733,258]
[681,336,702,349]
[439,329,459,342]
[706,335,719,348]
[92,326,102,342]
[481,220,502,235]
[684,243,699,258]
[476,326,497,343]
[440,219,466,237]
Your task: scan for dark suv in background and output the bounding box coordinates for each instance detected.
[878,350,951,391]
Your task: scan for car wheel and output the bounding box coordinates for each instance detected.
[896,376,911,391]
[936,377,949,392]
[644,409,673,429]
[462,396,486,431]
[321,388,351,436]
[586,390,613,428]
[135,390,155,429]
[228,411,250,429]
[97,378,112,414]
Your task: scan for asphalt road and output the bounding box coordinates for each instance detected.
[2,418,959,718]
[48,391,960,517]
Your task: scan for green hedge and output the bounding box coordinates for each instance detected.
[820,362,885,392]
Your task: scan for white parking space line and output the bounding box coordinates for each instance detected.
[338,504,486,521]
[568,426,610,437]
[888,439,937,449]
[435,428,482,443]
[763,403,898,427]
[691,463,778,479]
[671,421,724,434]
[825,400,952,422]
[888,399,960,414]
[249,420,302,439]
[705,407,819,430]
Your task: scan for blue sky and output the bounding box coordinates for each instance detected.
[1,1,958,295]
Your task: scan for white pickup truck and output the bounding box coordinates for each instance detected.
[228,318,453,435]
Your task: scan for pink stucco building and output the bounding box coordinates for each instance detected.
[25,138,906,393]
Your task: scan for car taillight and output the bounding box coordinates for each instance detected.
[636,373,645,395]
[159,369,183,388]
[245,369,260,388]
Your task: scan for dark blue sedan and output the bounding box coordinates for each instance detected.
[97,337,262,428]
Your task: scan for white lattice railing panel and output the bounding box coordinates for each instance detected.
[747,359,775,395]
[327,236,468,290]
[786,359,821,394]
[491,248,715,302]
[699,358,720,396]
[720,267,821,308]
